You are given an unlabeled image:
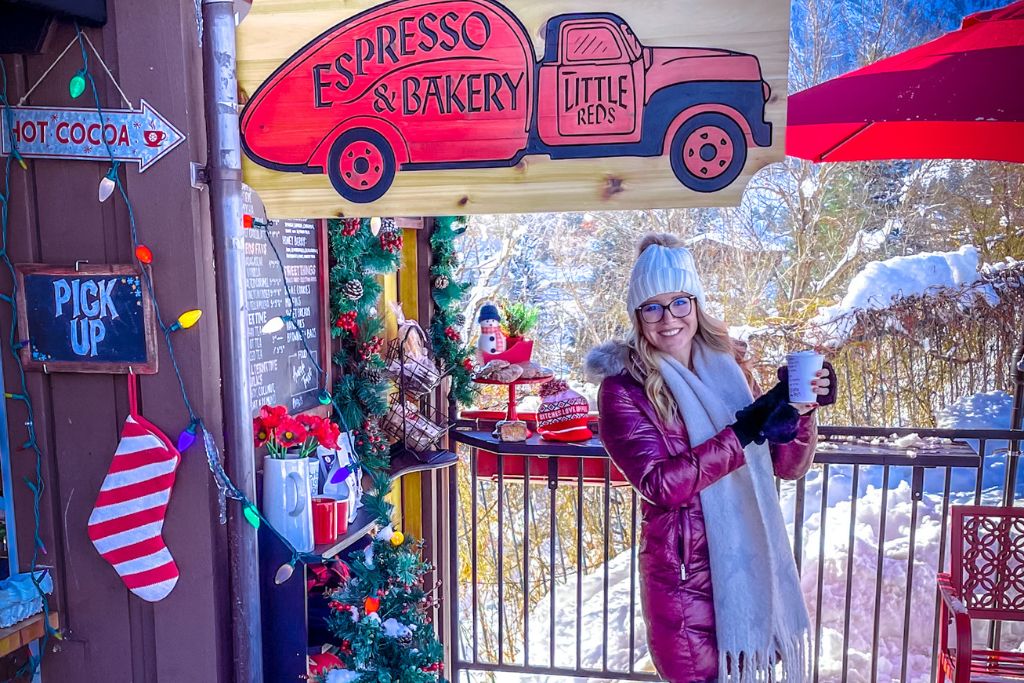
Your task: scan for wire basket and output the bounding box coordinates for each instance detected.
[385,326,442,397]
[380,394,448,452]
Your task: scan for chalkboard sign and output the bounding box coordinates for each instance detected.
[15,264,158,374]
[244,212,328,417]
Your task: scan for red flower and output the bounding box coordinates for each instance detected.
[277,417,307,448]
[253,417,270,448]
[259,404,287,430]
[318,420,341,450]
[296,413,322,432]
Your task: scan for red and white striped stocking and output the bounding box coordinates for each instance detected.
[87,377,181,602]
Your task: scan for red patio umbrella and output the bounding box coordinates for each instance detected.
[786,1,1024,163]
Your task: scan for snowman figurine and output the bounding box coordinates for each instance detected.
[477,303,506,358]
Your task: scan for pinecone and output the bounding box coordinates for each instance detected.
[381,217,398,235]
[343,279,364,301]
[453,313,466,327]
[433,274,450,290]
[364,367,384,384]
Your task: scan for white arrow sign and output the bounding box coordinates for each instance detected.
[1,99,184,171]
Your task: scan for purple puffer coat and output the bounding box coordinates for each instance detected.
[585,342,816,683]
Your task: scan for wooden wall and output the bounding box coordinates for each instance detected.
[0,3,232,681]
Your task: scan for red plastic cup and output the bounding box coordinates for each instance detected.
[336,500,349,536]
[312,497,337,545]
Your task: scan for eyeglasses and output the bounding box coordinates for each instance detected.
[636,296,695,324]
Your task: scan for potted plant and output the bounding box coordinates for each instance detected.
[254,405,341,552]
[500,301,540,349]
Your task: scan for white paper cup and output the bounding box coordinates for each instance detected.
[787,350,825,403]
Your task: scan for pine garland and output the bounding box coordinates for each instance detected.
[323,218,446,683]
[428,216,476,407]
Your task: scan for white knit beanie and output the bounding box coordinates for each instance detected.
[626,243,706,315]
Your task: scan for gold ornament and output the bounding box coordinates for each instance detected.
[390,531,405,547]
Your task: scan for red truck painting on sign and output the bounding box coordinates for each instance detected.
[240,0,773,204]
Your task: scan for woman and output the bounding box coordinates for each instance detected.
[585,234,834,683]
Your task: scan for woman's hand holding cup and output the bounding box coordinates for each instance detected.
[780,352,836,415]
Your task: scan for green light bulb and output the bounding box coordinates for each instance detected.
[69,72,86,99]
[318,390,332,406]
[243,504,261,529]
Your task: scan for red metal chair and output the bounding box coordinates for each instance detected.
[936,505,1024,683]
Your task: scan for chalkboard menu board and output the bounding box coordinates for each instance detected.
[244,217,327,417]
[15,264,158,374]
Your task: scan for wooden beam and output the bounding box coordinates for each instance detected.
[398,228,423,540]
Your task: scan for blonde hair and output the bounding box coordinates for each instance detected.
[625,233,752,425]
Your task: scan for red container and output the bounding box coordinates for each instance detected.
[335,500,350,536]
[312,497,338,545]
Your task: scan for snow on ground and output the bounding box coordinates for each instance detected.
[808,245,995,346]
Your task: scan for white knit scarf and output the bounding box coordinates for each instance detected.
[658,343,810,683]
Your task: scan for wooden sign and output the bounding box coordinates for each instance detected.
[15,264,158,374]
[237,0,789,217]
[242,185,330,416]
[0,101,185,171]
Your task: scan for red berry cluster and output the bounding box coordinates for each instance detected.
[339,640,353,655]
[329,600,347,611]
[360,336,383,360]
[335,311,358,333]
[444,326,460,342]
[380,230,403,254]
[341,217,360,237]
[462,357,475,373]
[352,421,386,451]
[421,662,443,673]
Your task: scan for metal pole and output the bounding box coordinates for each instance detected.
[201,1,264,680]
[1005,330,1024,506]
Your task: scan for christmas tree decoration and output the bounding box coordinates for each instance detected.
[325,217,446,683]
[343,279,364,301]
[274,562,296,585]
[135,244,154,265]
[477,302,506,356]
[243,503,261,529]
[171,309,203,331]
[176,420,199,452]
[429,216,476,407]
[88,377,181,602]
[98,168,117,202]
[341,217,361,237]
[69,70,87,99]
[390,530,405,547]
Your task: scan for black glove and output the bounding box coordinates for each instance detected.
[761,402,800,443]
[777,360,838,407]
[732,381,787,447]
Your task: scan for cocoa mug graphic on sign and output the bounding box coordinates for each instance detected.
[786,350,825,403]
[143,130,166,147]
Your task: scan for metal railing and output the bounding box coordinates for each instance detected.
[447,423,1024,683]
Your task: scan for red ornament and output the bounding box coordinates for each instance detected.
[309,652,343,675]
[462,357,474,372]
[364,596,380,614]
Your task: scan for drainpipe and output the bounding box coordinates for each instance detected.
[201,0,264,680]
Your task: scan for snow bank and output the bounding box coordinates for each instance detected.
[808,245,992,346]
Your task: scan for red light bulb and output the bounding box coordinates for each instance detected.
[135,245,153,265]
